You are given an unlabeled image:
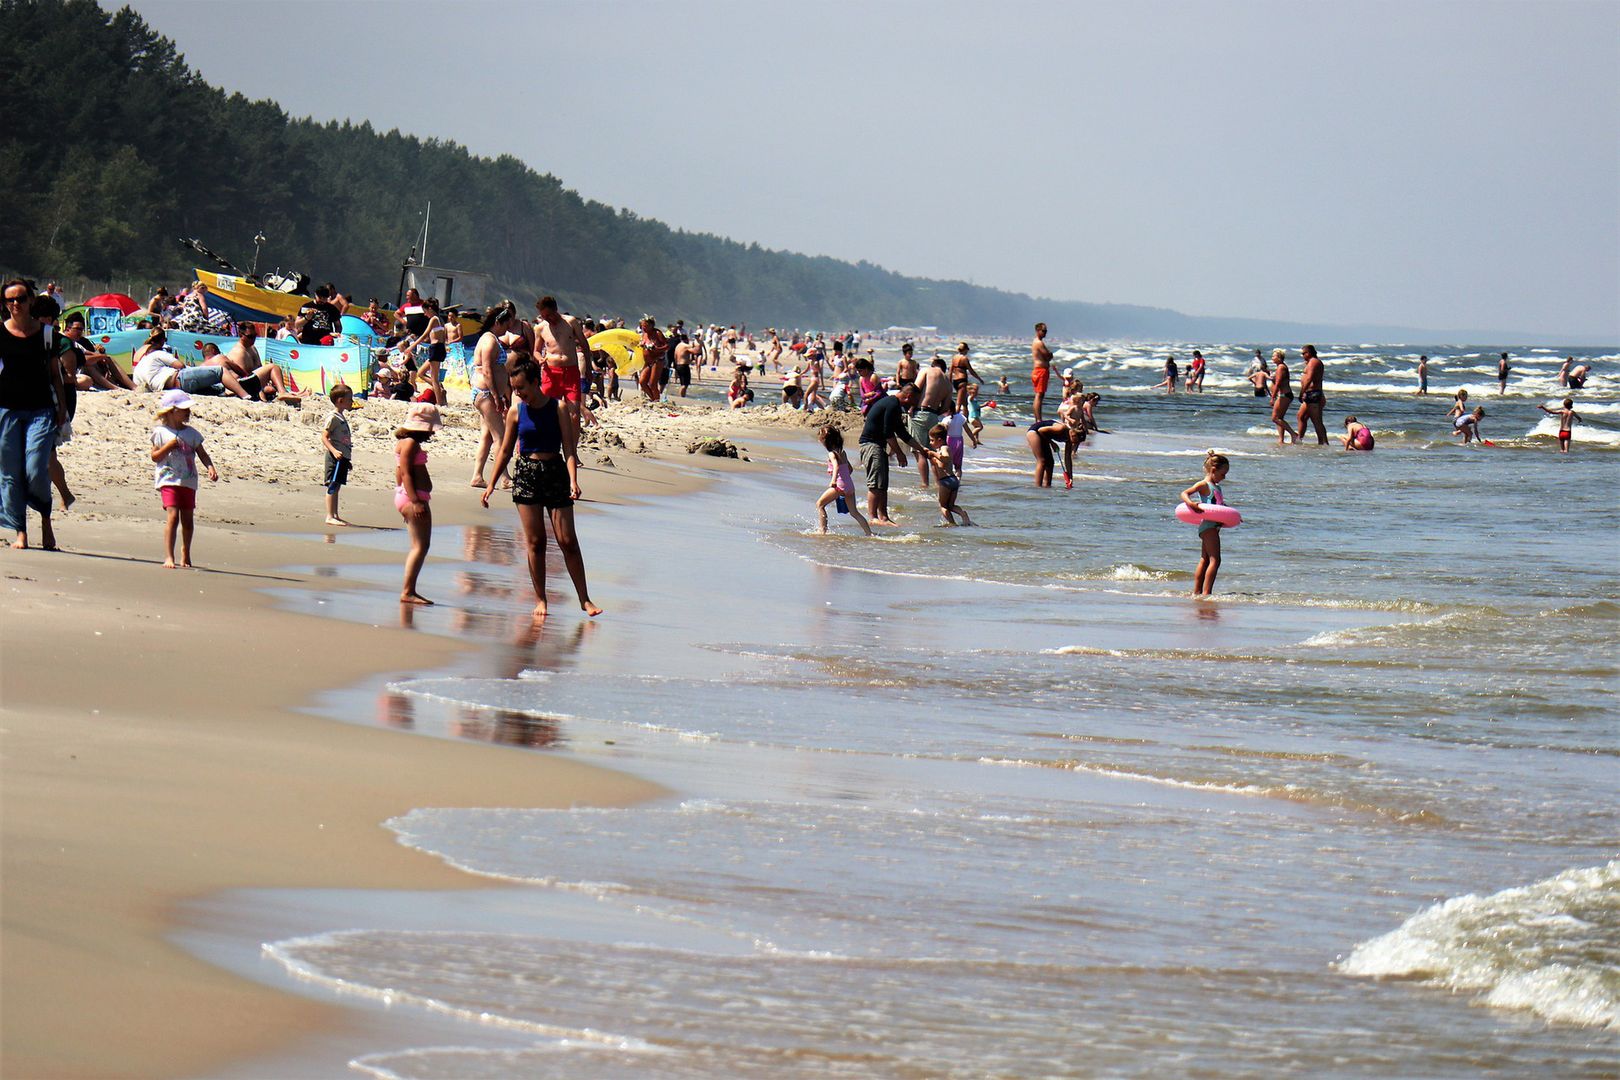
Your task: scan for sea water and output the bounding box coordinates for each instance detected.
[227,342,1617,1076]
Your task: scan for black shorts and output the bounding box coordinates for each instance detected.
[675,364,692,387]
[238,373,263,400]
[512,455,573,509]
[1302,389,1324,405]
[324,456,350,493]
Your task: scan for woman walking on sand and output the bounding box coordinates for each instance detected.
[470,301,514,489]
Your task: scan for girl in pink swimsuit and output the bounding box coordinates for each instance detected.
[394,402,443,605]
[814,426,872,536]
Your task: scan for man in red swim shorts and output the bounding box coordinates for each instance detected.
[535,295,590,442]
[1030,321,1053,423]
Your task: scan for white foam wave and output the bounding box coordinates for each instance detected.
[1337,861,1620,1031]
[265,932,657,1046]
[1528,417,1620,446]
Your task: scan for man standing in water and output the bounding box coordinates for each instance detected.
[1030,322,1053,423]
[1295,344,1328,444]
[859,382,926,526]
[1498,352,1511,395]
[912,357,952,488]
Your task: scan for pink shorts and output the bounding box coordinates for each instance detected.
[395,485,431,513]
[160,485,196,510]
[540,363,582,403]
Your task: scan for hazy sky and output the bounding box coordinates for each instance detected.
[128,0,1617,338]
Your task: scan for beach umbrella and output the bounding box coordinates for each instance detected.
[84,293,139,314]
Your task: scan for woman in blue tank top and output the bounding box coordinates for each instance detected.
[480,356,602,619]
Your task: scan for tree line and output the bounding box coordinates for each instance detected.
[4,0,1323,339]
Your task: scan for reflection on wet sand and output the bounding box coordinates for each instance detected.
[450,708,563,750]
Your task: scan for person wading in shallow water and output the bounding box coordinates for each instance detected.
[1295,344,1328,445]
[859,382,926,526]
[482,357,603,619]
[1030,322,1053,423]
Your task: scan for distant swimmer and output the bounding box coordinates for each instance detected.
[1154,355,1179,393]
[1031,323,1054,422]
[1341,415,1375,451]
[1498,352,1511,395]
[1558,357,1571,387]
[1416,355,1429,396]
[1537,398,1582,453]
[1269,350,1295,445]
[1295,344,1328,445]
[997,375,1011,394]
[1246,350,1269,397]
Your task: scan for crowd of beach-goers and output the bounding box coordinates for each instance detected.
[0,275,1603,606]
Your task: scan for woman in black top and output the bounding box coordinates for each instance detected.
[0,279,69,550]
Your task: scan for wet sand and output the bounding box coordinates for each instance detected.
[0,387,820,1078]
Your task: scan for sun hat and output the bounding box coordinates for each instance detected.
[394,401,443,438]
[155,388,195,415]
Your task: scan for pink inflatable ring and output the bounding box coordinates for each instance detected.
[1175,503,1242,527]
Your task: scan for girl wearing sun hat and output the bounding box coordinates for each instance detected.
[394,401,442,605]
[149,388,218,568]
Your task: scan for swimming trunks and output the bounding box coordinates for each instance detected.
[939,474,960,492]
[539,363,582,403]
[859,441,888,492]
[1302,389,1324,405]
[1030,367,1050,394]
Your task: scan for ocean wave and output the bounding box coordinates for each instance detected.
[266,931,658,1047]
[1337,860,1620,1031]
[976,757,1443,824]
[1528,417,1620,447]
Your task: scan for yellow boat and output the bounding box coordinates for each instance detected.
[195,269,481,335]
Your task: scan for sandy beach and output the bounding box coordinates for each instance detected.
[0,385,821,1078]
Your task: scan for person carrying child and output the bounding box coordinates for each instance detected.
[926,422,973,526]
[1538,398,1581,453]
[148,389,218,568]
[322,384,355,525]
[813,425,872,536]
[1180,451,1231,597]
[395,401,442,605]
